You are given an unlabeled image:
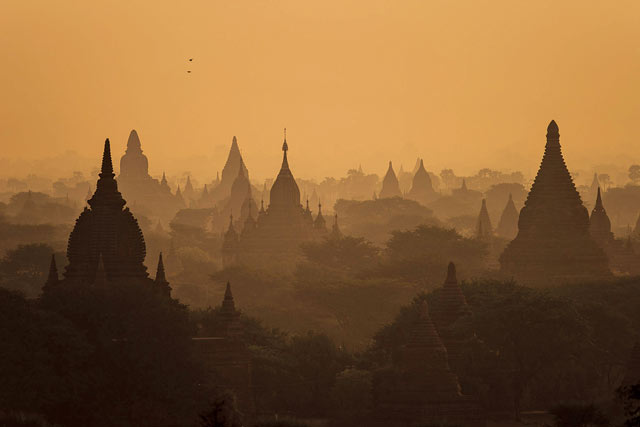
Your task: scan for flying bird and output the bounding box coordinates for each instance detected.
[188,58,193,62]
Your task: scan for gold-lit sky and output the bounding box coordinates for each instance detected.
[1,0,639,181]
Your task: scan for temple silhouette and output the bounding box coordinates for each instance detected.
[373,265,484,426]
[44,139,168,292]
[222,131,334,272]
[499,121,610,284]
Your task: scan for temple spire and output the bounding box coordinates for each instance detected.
[595,187,604,210]
[45,254,59,287]
[155,252,167,283]
[100,139,114,178]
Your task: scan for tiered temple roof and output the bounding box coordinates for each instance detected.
[221,132,332,272]
[374,298,484,426]
[495,193,519,240]
[499,121,610,284]
[379,161,402,199]
[65,139,149,283]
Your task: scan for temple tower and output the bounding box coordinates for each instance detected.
[374,299,484,426]
[65,139,148,283]
[119,130,150,181]
[495,194,519,240]
[408,159,436,204]
[379,161,402,199]
[476,199,493,241]
[499,121,610,284]
[220,136,249,196]
[589,187,613,246]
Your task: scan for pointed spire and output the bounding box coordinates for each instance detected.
[46,254,59,286]
[476,199,493,240]
[547,120,559,138]
[380,161,402,198]
[100,139,114,178]
[461,179,467,191]
[221,281,236,315]
[595,187,604,210]
[281,128,290,171]
[155,252,167,283]
[496,193,519,240]
[331,213,342,239]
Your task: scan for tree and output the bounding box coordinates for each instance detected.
[39,279,203,426]
[629,165,640,183]
[618,384,640,427]
[376,225,488,284]
[300,236,379,274]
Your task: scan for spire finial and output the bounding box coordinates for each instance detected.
[46,254,59,285]
[282,128,288,153]
[100,138,114,178]
[595,187,604,209]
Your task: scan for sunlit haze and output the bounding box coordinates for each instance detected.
[1,0,639,181]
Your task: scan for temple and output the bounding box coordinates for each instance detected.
[476,199,493,241]
[499,121,610,284]
[192,282,253,414]
[407,158,437,205]
[221,131,334,271]
[588,188,640,275]
[373,298,484,426]
[379,161,402,199]
[495,194,519,240]
[431,262,472,377]
[117,129,184,222]
[46,139,171,294]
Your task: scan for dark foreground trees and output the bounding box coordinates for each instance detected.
[0,280,204,427]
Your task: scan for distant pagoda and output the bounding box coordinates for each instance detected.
[373,299,484,426]
[476,199,493,241]
[221,130,330,271]
[495,193,519,240]
[407,158,436,204]
[499,121,610,284]
[219,136,249,197]
[47,139,169,293]
[589,187,613,246]
[379,161,402,199]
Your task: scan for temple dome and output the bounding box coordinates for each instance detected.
[269,135,301,212]
[66,139,148,282]
[379,161,402,199]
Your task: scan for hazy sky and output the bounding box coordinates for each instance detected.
[1,1,639,181]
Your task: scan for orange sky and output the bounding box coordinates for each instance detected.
[1,0,639,181]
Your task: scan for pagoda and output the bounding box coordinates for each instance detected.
[407,158,436,205]
[499,121,610,284]
[46,139,170,294]
[373,299,484,426]
[221,131,330,272]
[379,161,402,199]
[495,193,519,240]
[589,187,613,246]
[431,262,472,375]
[476,199,493,241]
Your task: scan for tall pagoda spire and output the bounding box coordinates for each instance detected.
[379,161,402,199]
[589,187,613,246]
[476,199,493,240]
[408,158,435,204]
[499,120,610,284]
[314,202,327,230]
[44,254,59,288]
[154,252,171,295]
[269,129,301,212]
[495,193,519,240]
